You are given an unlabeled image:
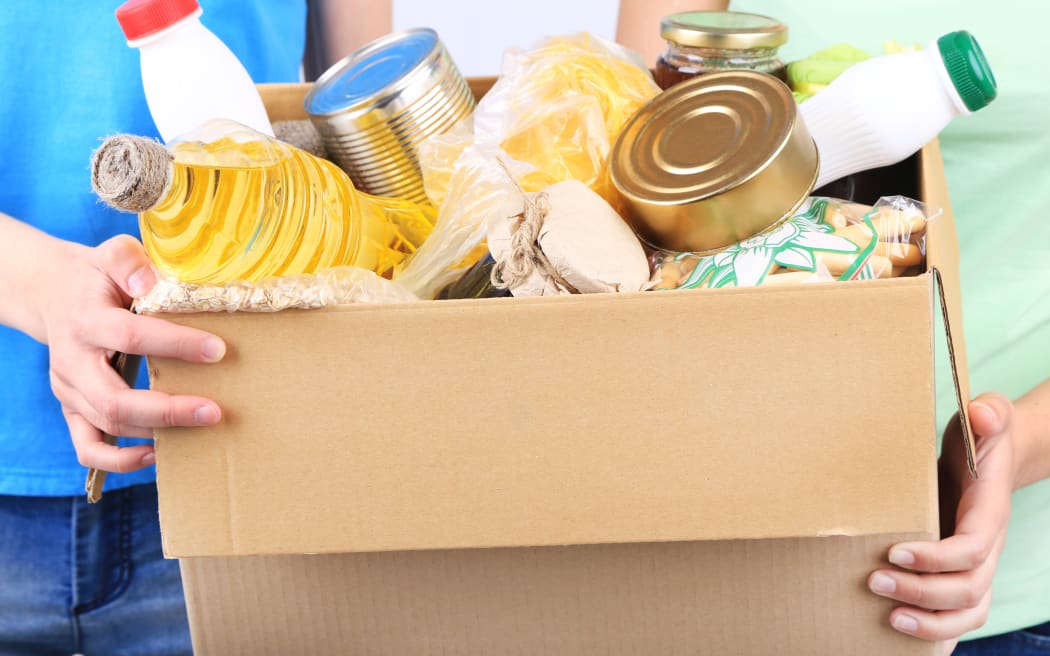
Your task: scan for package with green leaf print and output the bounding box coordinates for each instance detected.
[651,195,937,290]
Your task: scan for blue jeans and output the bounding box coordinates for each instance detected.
[955,622,1050,655]
[0,483,191,656]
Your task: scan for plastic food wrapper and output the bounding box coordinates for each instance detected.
[393,122,521,299]
[883,40,922,54]
[134,266,419,314]
[399,33,660,298]
[652,195,938,290]
[788,41,918,102]
[787,44,870,101]
[482,33,661,201]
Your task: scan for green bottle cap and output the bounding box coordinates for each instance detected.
[937,31,997,112]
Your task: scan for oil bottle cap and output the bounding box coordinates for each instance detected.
[116,0,200,42]
[937,31,997,112]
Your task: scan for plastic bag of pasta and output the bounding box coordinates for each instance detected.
[400,33,660,298]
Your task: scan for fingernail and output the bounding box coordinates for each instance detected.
[970,401,993,422]
[194,404,219,424]
[201,337,226,362]
[970,400,1002,431]
[128,267,153,297]
[889,548,916,567]
[141,452,156,466]
[892,614,919,634]
[869,573,896,594]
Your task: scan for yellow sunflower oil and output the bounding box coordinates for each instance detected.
[139,122,435,284]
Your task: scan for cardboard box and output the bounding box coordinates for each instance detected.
[148,82,975,655]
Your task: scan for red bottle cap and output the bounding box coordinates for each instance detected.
[115,0,200,42]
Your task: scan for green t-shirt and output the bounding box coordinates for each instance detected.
[730,0,1050,641]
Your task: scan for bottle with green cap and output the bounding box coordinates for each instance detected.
[799,30,997,190]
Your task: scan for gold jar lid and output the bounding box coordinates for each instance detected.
[661,11,788,51]
[610,70,818,254]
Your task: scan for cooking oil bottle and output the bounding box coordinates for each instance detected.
[92,120,435,284]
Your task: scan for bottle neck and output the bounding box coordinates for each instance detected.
[125,8,203,49]
[925,41,971,116]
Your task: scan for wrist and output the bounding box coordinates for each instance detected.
[28,239,87,342]
[1010,379,1050,490]
[0,215,85,343]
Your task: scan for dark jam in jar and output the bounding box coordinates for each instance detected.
[436,253,512,300]
[655,11,789,90]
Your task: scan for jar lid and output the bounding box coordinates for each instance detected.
[610,71,818,254]
[661,11,788,51]
[937,31,997,112]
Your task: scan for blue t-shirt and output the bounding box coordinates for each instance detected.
[0,1,306,496]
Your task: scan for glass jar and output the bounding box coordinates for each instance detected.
[655,11,789,90]
[435,254,512,300]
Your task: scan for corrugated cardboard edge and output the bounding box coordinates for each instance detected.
[179,534,941,656]
[919,140,976,477]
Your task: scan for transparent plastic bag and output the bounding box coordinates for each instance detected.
[399,32,660,299]
[394,136,522,299]
[652,195,937,289]
[480,32,660,203]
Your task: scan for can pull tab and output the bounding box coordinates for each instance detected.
[85,351,143,503]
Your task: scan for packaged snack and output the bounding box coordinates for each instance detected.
[652,195,936,289]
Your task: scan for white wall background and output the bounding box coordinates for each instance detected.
[393,1,620,77]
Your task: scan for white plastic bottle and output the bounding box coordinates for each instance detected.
[800,31,997,190]
[115,0,274,143]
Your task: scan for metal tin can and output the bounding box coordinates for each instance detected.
[304,28,474,205]
[610,70,818,254]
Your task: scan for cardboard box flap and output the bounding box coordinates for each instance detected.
[180,535,940,656]
[920,141,976,476]
[152,281,937,558]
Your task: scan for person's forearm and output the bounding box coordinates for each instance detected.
[313,0,392,71]
[616,0,729,65]
[0,213,78,343]
[1012,378,1050,489]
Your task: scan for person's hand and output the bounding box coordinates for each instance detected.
[39,234,226,474]
[866,393,1016,654]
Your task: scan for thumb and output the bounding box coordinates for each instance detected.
[968,392,1013,439]
[94,234,157,298]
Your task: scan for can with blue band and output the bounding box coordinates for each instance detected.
[305,28,474,205]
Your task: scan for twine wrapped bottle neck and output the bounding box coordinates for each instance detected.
[91,135,173,213]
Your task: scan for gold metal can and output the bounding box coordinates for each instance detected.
[304,28,474,205]
[610,70,818,254]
